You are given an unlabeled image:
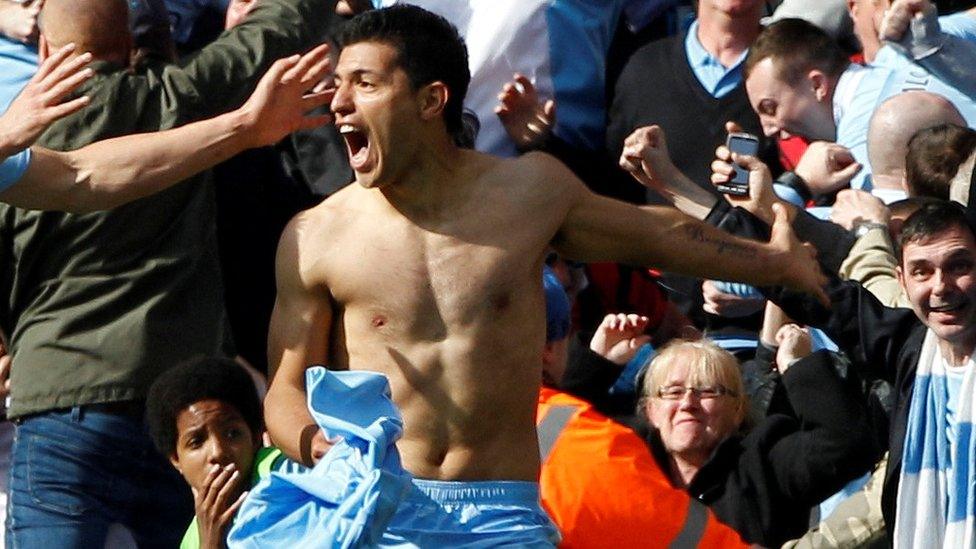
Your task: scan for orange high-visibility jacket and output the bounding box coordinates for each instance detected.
[537,387,747,548]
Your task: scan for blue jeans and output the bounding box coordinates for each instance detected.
[6,407,192,548]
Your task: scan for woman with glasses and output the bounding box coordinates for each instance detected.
[637,331,879,547]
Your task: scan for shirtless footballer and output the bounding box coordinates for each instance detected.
[264,6,826,545]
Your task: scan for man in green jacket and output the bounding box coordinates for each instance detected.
[1,0,335,545]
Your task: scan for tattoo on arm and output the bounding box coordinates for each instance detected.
[684,225,755,256]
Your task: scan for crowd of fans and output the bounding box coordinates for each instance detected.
[1,0,976,547]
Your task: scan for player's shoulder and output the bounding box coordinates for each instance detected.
[512,151,585,194]
[278,186,357,257]
[480,150,576,183]
[290,185,362,233]
[460,150,584,207]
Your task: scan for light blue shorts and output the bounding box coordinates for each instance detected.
[380,478,559,548]
[229,369,559,548]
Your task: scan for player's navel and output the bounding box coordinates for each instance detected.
[430,447,448,467]
[371,314,387,328]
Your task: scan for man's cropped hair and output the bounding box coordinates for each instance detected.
[898,200,976,261]
[339,5,471,139]
[145,356,262,456]
[745,19,848,83]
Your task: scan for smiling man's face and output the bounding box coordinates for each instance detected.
[899,223,976,351]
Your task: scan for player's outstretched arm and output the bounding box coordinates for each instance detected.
[266,211,336,467]
[551,157,828,305]
[3,43,334,213]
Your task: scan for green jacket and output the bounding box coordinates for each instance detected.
[0,0,333,418]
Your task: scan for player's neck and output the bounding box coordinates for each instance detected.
[382,133,470,214]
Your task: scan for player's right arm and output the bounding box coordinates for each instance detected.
[266,211,335,467]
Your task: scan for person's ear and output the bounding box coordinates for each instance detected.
[896,264,905,288]
[168,453,181,474]
[808,70,829,102]
[417,81,449,122]
[890,218,905,240]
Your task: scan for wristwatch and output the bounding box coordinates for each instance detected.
[775,171,811,203]
[852,220,887,239]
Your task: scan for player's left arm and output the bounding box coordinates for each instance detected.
[547,155,828,303]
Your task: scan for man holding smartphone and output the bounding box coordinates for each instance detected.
[717,132,759,196]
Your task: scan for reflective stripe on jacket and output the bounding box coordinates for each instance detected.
[537,388,747,548]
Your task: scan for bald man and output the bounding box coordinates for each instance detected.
[867,90,966,201]
[1,0,335,545]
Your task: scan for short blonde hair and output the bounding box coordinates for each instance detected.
[638,339,746,410]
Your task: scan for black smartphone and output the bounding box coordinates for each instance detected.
[717,132,759,197]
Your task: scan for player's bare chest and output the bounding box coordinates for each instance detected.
[323,218,540,320]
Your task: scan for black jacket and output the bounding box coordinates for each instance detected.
[703,198,917,538]
[767,278,925,541]
[644,350,879,547]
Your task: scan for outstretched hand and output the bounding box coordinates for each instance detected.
[768,203,830,307]
[619,125,676,194]
[494,74,555,150]
[237,43,335,150]
[0,43,92,155]
[794,142,862,195]
[589,313,651,365]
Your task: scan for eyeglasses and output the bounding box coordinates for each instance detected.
[655,385,736,400]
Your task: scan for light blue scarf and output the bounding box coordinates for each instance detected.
[896,330,976,548]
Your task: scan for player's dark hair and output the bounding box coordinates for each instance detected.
[339,5,471,139]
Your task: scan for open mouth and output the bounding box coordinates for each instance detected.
[930,300,966,315]
[338,124,370,170]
